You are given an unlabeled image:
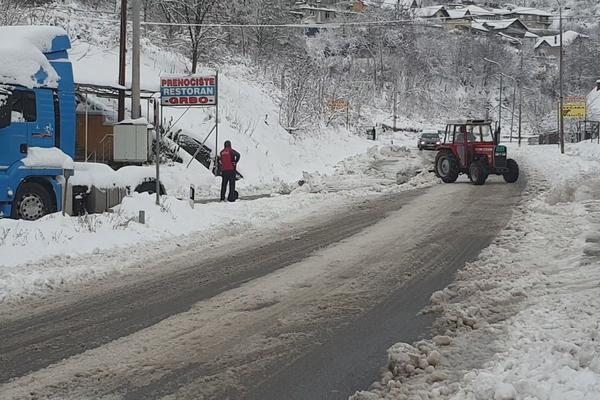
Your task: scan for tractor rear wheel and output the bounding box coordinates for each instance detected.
[503,159,519,183]
[435,151,459,183]
[469,161,488,185]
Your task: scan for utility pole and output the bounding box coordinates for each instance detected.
[393,88,397,131]
[498,73,503,142]
[131,0,141,119]
[514,48,524,144]
[483,58,503,143]
[118,0,127,121]
[559,1,565,154]
[518,85,523,146]
[510,84,516,142]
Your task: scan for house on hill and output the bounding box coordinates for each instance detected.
[470,18,530,38]
[535,30,589,58]
[362,0,423,10]
[508,7,552,30]
[414,5,450,20]
[292,1,341,24]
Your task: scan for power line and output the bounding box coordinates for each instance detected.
[74,16,433,29]
[73,15,600,30]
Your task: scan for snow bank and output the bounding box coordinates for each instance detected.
[21,147,74,169]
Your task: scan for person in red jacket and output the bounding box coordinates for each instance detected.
[219,140,241,202]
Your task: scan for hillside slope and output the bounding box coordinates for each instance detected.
[69,33,376,195]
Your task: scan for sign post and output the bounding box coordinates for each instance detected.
[327,99,350,130]
[153,99,160,205]
[215,71,219,168]
[159,72,220,188]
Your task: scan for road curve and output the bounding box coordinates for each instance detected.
[0,177,523,400]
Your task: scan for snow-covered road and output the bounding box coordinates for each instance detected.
[0,144,431,303]
[353,143,600,400]
[0,174,522,400]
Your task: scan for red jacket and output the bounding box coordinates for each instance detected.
[220,147,240,172]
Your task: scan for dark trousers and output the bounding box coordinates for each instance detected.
[220,170,236,201]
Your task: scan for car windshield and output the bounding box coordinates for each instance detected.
[422,133,439,139]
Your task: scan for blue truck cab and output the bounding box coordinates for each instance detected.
[0,27,75,220]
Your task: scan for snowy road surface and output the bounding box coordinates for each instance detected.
[0,178,522,400]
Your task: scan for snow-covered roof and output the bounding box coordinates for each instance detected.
[465,5,494,16]
[470,20,489,32]
[366,0,422,9]
[492,8,511,16]
[510,7,552,17]
[293,4,339,13]
[534,30,589,49]
[447,9,469,19]
[0,26,65,88]
[414,5,447,18]
[475,18,526,31]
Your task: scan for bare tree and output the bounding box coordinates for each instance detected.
[160,0,220,73]
[0,0,27,24]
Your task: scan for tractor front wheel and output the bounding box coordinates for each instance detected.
[503,159,519,183]
[435,151,459,183]
[469,161,488,185]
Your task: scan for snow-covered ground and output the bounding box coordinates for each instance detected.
[0,5,440,304]
[0,139,435,303]
[69,39,387,196]
[352,141,600,400]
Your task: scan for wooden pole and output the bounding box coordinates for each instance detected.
[118,0,127,122]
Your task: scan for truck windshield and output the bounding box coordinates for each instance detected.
[0,89,37,126]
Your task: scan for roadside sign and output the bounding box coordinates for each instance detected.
[328,99,349,111]
[160,75,217,106]
[563,95,586,119]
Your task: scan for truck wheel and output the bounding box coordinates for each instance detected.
[503,159,519,183]
[435,151,459,183]
[11,182,55,221]
[469,161,488,185]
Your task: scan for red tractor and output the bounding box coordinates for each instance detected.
[434,120,519,185]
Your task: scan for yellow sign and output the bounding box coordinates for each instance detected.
[328,99,349,111]
[563,103,586,119]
